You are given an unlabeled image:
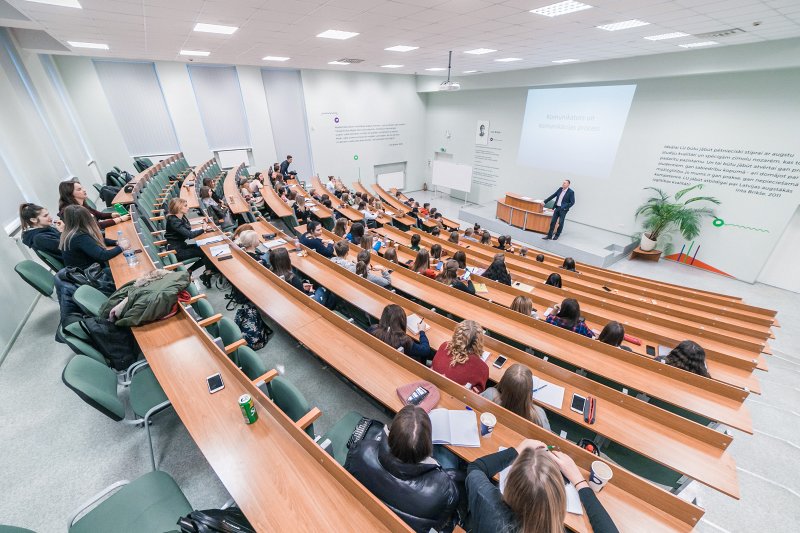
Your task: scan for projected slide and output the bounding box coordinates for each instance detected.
[517,85,637,179]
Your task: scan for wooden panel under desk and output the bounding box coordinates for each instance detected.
[525,211,551,233]
[258,181,294,218]
[223,164,250,215]
[510,207,526,228]
[505,192,544,212]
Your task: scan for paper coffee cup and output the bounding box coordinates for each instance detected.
[480,412,497,438]
[589,460,613,492]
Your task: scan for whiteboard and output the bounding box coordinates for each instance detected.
[377,171,404,189]
[432,160,472,192]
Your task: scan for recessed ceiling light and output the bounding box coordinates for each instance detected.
[552,58,579,63]
[193,23,238,35]
[381,64,403,69]
[385,45,418,52]
[462,70,480,74]
[596,19,650,31]
[464,48,497,55]
[644,32,689,41]
[679,41,719,48]
[262,56,290,61]
[180,50,210,57]
[530,1,592,17]
[67,41,108,50]
[425,67,447,71]
[495,57,522,62]
[26,0,81,8]
[317,30,359,40]
[328,60,349,65]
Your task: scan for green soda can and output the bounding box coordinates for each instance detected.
[238,394,258,424]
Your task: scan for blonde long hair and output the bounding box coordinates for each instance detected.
[59,205,103,250]
[446,320,483,366]
[504,448,566,533]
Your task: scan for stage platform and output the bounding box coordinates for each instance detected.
[457,200,637,268]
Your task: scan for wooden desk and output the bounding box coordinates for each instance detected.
[496,193,552,234]
[309,176,364,222]
[179,175,199,210]
[112,154,175,205]
[257,180,294,219]
[200,230,704,532]
[285,181,334,224]
[252,220,739,499]
[223,164,250,215]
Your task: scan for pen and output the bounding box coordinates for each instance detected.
[532,384,548,393]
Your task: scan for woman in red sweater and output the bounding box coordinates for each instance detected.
[432,320,489,393]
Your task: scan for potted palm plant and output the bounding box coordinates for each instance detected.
[635,184,720,253]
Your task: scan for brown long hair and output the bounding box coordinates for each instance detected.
[58,180,81,212]
[388,405,432,464]
[333,218,348,237]
[446,320,483,366]
[19,203,45,231]
[504,448,566,533]
[59,205,103,250]
[496,364,543,427]
[436,259,460,286]
[511,295,534,316]
[373,304,412,353]
[355,249,370,278]
[168,198,187,215]
[411,248,431,273]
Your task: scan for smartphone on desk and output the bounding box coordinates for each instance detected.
[570,393,586,414]
[206,373,224,394]
[493,355,508,369]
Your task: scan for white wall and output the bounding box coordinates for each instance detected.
[302,70,427,191]
[757,206,800,293]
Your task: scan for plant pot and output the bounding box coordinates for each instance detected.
[639,233,657,252]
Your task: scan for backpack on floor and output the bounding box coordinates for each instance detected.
[234,302,271,351]
[178,507,255,533]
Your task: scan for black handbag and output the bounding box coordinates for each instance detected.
[177,507,255,533]
[61,263,116,296]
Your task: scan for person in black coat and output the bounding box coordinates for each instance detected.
[279,155,293,176]
[299,220,334,258]
[369,304,433,363]
[59,205,124,269]
[164,198,216,286]
[482,253,512,286]
[346,405,461,532]
[20,203,64,262]
[543,180,575,241]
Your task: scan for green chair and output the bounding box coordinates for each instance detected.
[14,260,54,297]
[0,526,36,532]
[68,470,192,533]
[62,355,171,470]
[59,324,108,366]
[35,249,64,272]
[236,345,271,380]
[73,285,109,317]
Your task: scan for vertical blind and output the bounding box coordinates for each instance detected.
[261,69,314,178]
[188,65,251,151]
[93,60,179,157]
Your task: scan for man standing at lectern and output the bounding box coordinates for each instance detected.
[542,180,575,241]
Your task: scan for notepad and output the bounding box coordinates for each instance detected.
[195,235,224,246]
[520,196,533,201]
[429,409,480,447]
[310,207,319,212]
[531,376,565,410]
[480,351,491,362]
[209,244,231,258]
[406,314,430,335]
[512,281,534,293]
[498,446,583,515]
[189,218,204,226]
[473,283,489,293]
[262,238,287,250]
[466,266,485,276]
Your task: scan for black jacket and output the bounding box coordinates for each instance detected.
[62,233,121,269]
[346,430,460,532]
[544,187,575,211]
[279,159,291,176]
[22,227,63,260]
[165,215,203,251]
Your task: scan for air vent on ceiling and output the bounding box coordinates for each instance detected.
[332,58,363,64]
[694,28,745,39]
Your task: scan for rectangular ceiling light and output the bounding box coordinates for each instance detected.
[462,70,479,73]
[464,48,497,55]
[530,1,592,17]
[381,64,403,68]
[679,41,718,48]
[596,19,650,31]
[644,32,689,41]
[317,29,359,40]
[194,23,238,35]
[262,56,290,61]
[425,67,446,71]
[328,60,349,65]
[385,45,418,52]
[495,57,522,62]
[67,41,108,49]
[180,50,210,56]
[552,58,579,63]
[26,0,82,8]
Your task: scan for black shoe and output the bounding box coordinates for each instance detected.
[553,236,559,241]
[200,271,213,288]
[542,236,552,240]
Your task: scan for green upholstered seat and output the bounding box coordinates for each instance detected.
[0,526,37,532]
[218,317,242,347]
[62,355,125,421]
[73,285,109,317]
[35,249,64,272]
[128,367,168,419]
[320,410,364,466]
[14,260,54,297]
[269,376,314,437]
[69,471,192,533]
[60,333,108,365]
[236,346,271,380]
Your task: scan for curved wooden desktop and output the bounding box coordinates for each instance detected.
[496,192,552,234]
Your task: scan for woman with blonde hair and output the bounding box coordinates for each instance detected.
[432,320,489,392]
[235,230,262,260]
[466,439,618,532]
[481,364,550,430]
[510,295,538,320]
[332,217,349,238]
[164,197,215,285]
[59,205,125,269]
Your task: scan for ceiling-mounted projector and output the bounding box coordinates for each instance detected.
[437,51,461,91]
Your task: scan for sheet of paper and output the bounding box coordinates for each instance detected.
[512,281,534,293]
[262,238,287,249]
[481,350,491,362]
[209,244,231,257]
[473,283,489,293]
[532,377,565,409]
[429,408,451,444]
[520,196,533,201]
[196,235,224,246]
[466,266,485,276]
[406,314,426,335]
[565,482,584,515]
[658,345,671,358]
[447,410,480,447]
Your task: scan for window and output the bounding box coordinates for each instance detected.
[94,60,179,157]
[188,65,251,151]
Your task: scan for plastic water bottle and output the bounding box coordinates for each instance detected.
[294,237,301,251]
[116,230,130,251]
[123,249,138,267]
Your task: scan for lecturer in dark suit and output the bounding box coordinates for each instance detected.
[279,155,293,176]
[542,179,575,241]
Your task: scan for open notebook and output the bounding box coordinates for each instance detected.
[429,409,480,447]
[209,244,231,258]
[406,314,430,335]
[532,376,565,410]
[498,447,583,515]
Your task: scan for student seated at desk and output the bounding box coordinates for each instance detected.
[164,198,216,286]
[345,407,463,533]
[510,295,538,320]
[59,205,126,270]
[663,340,711,377]
[519,247,528,258]
[466,439,618,533]
[482,364,550,431]
[436,260,475,295]
[448,231,460,245]
[360,234,383,253]
[598,321,632,352]
[346,222,365,246]
[20,203,63,261]
[268,247,328,304]
[535,254,545,263]
[433,213,445,228]
[409,233,421,251]
[199,186,229,226]
[494,235,508,250]
[419,202,430,217]
[483,253,512,286]
[544,273,562,288]
[411,248,438,279]
[452,251,467,269]
[432,319,489,393]
[545,298,595,338]
[430,244,443,261]
[431,227,441,238]
[359,201,379,228]
[462,227,476,242]
[370,304,432,363]
[332,217,349,238]
[561,257,578,273]
[480,231,492,245]
[58,180,128,229]
[300,221,334,258]
[202,177,224,204]
[235,230,262,261]
[330,240,391,287]
[383,246,399,264]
